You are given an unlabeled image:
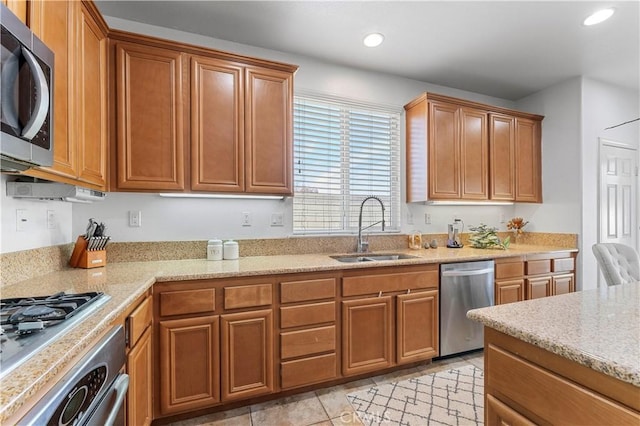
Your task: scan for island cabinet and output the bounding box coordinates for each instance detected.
[494,252,576,304]
[23,0,108,190]
[405,92,543,203]
[153,277,275,418]
[484,328,640,425]
[110,30,297,195]
[278,273,339,390]
[341,265,439,376]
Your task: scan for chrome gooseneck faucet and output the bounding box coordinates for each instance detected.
[357,196,386,253]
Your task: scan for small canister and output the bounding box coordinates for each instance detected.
[207,239,223,261]
[223,240,239,260]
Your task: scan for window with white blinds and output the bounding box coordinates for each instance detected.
[293,95,401,234]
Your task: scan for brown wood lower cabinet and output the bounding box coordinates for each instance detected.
[342,296,394,376]
[525,276,551,299]
[158,315,220,415]
[495,279,525,305]
[396,290,438,363]
[221,310,274,401]
[127,327,153,426]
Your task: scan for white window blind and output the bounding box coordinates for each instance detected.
[293,95,401,234]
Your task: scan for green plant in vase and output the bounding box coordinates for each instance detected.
[468,224,510,250]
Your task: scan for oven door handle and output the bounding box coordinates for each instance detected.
[104,373,129,426]
[20,46,50,140]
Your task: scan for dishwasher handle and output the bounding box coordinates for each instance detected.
[441,267,494,277]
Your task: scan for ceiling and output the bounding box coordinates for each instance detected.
[95,1,640,100]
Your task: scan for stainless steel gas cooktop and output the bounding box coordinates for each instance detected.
[0,292,110,378]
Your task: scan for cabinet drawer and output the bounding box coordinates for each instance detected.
[224,283,272,309]
[343,268,438,297]
[552,257,574,272]
[281,353,337,389]
[281,278,336,303]
[495,261,524,279]
[525,259,550,275]
[280,302,335,329]
[487,346,639,424]
[281,325,336,360]
[128,296,152,347]
[160,288,215,317]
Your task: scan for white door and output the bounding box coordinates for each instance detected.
[598,139,638,285]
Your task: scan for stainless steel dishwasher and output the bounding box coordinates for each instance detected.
[440,260,495,357]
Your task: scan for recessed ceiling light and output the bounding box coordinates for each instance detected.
[363,33,384,48]
[583,8,615,26]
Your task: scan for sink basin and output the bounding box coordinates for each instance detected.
[330,253,418,263]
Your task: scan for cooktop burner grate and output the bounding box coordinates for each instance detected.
[0,292,104,327]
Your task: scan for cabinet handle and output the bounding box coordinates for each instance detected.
[378,291,382,298]
[407,289,411,294]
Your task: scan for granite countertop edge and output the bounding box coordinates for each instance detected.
[0,244,578,421]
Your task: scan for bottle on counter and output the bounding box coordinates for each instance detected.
[223,240,239,260]
[207,239,223,261]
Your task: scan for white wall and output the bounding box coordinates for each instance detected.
[0,175,73,253]
[514,77,583,234]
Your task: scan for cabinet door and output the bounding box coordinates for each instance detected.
[489,114,516,200]
[127,326,152,426]
[496,279,525,305]
[76,3,107,188]
[221,310,274,401]
[159,316,220,415]
[397,290,438,363]
[526,276,551,300]
[116,42,185,190]
[28,1,77,178]
[342,296,393,376]
[552,273,575,295]
[245,67,293,194]
[428,101,460,199]
[515,118,542,202]
[191,56,245,192]
[460,107,488,199]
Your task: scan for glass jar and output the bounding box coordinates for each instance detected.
[408,231,422,250]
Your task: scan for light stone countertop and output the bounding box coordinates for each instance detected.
[468,282,640,388]
[0,245,576,422]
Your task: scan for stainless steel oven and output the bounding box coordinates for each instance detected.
[19,326,129,426]
[0,3,54,172]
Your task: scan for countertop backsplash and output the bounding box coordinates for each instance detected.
[0,232,578,288]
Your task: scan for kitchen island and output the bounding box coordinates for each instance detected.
[468,282,640,425]
[0,244,576,423]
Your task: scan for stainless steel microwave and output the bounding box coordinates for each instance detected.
[0,3,54,172]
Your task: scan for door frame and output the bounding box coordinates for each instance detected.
[596,138,639,285]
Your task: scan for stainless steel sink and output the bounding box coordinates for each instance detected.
[330,253,418,263]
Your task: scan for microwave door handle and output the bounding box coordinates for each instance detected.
[20,46,49,140]
[104,373,129,426]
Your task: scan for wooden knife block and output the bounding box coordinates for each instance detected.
[70,235,106,269]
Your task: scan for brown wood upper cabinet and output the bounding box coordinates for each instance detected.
[111,31,297,195]
[23,1,108,190]
[405,93,543,203]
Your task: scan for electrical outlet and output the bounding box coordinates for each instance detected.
[16,209,27,232]
[47,210,56,229]
[407,211,414,225]
[129,210,142,227]
[241,212,252,226]
[271,213,284,226]
[425,213,432,224]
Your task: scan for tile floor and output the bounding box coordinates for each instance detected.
[169,351,485,426]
